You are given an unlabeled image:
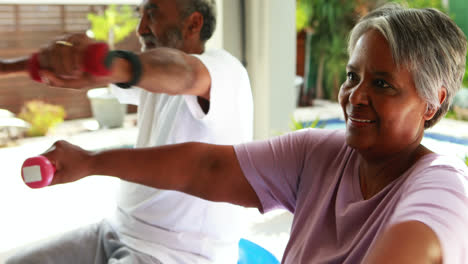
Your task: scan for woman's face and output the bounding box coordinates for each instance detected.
[338,29,429,158]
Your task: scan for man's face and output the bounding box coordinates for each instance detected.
[137,0,184,51]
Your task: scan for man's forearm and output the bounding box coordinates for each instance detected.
[109,48,210,99]
[0,57,29,76]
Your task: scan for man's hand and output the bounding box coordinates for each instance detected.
[38,33,95,79]
[35,33,132,89]
[41,140,94,186]
[36,33,117,89]
[39,70,114,90]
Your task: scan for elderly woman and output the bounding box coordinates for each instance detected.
[16,3,468,264]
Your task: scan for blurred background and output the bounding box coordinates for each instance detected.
[0,0,467,262]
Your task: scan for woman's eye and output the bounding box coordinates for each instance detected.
[374,79,391,89]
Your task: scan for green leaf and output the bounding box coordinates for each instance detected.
[17,100,66,137]
[87,5,139,46]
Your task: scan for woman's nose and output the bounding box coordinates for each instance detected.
[348,82,369,106]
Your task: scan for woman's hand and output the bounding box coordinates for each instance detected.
[38,141,261,209]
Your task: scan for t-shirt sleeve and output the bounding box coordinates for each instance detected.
[389,161,468,264]
[110,84,141,106]
[184,49,252,124]
[234,129,343,214]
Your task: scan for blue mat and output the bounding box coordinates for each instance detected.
[238,238,280,264]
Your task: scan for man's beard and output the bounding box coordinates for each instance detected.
[139,27,183,52]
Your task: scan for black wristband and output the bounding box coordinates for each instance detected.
[104,50,143,89]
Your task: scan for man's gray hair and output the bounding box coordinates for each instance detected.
[348,3,467,128]
[176,0,217,42]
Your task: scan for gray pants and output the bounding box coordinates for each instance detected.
[6,220,162,264]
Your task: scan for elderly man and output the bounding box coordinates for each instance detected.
[6,0,253,263]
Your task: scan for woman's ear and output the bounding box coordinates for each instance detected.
[424,87,447,120]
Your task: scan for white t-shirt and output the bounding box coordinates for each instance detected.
[109,49,253,264]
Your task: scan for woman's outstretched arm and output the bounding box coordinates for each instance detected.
[43,140,262,209]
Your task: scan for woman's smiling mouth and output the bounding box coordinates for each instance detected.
[347,116,377,128]
[349,116,375,123]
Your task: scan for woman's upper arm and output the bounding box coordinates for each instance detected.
[189,144,262,209]
[194,130,311,211]
[370,163,468,264]
[364,221,442,264]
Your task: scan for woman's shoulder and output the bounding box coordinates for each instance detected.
[403,153,468,192]
[278,129,351,162]
[287,128,346,143]
[413,153,467,175]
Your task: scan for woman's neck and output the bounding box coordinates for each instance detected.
[358,144,432,200]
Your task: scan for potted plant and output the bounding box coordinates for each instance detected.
[17,100,66,137]
[86,5,139,128]
[304,0,376,102]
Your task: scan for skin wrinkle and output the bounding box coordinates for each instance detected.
[140,49,194,95]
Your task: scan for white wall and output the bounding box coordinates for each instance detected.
[206,0,224,50]
[212,0,297,140]
[220,0,243,61]
[245,0,296,139]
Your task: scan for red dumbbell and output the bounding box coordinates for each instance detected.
[27,42,111,82]
[21,156,56,189]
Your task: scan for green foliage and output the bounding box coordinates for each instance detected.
[464,51,468,88]
[302,0,376,100]
[296,0,313,32]
[274,116,325,136]
[445,109,457,120]
[390,0,447,12]
[299,0,450,101]
[88,5,139,48]
[290,116,325,131]
[18,100,66,137]
[464,155,468,166]
[464,70,468,88]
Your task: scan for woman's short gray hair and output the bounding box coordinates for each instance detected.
[176,0,217,42]
[348,3,467,128]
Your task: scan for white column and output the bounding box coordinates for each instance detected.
[245,0,296,139]
[209,0,297,140]
[206,0,224,50]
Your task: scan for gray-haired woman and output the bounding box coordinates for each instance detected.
[18,3,468,264]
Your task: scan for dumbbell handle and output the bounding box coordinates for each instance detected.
[27,42,111,82]
[21,156,56,189]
